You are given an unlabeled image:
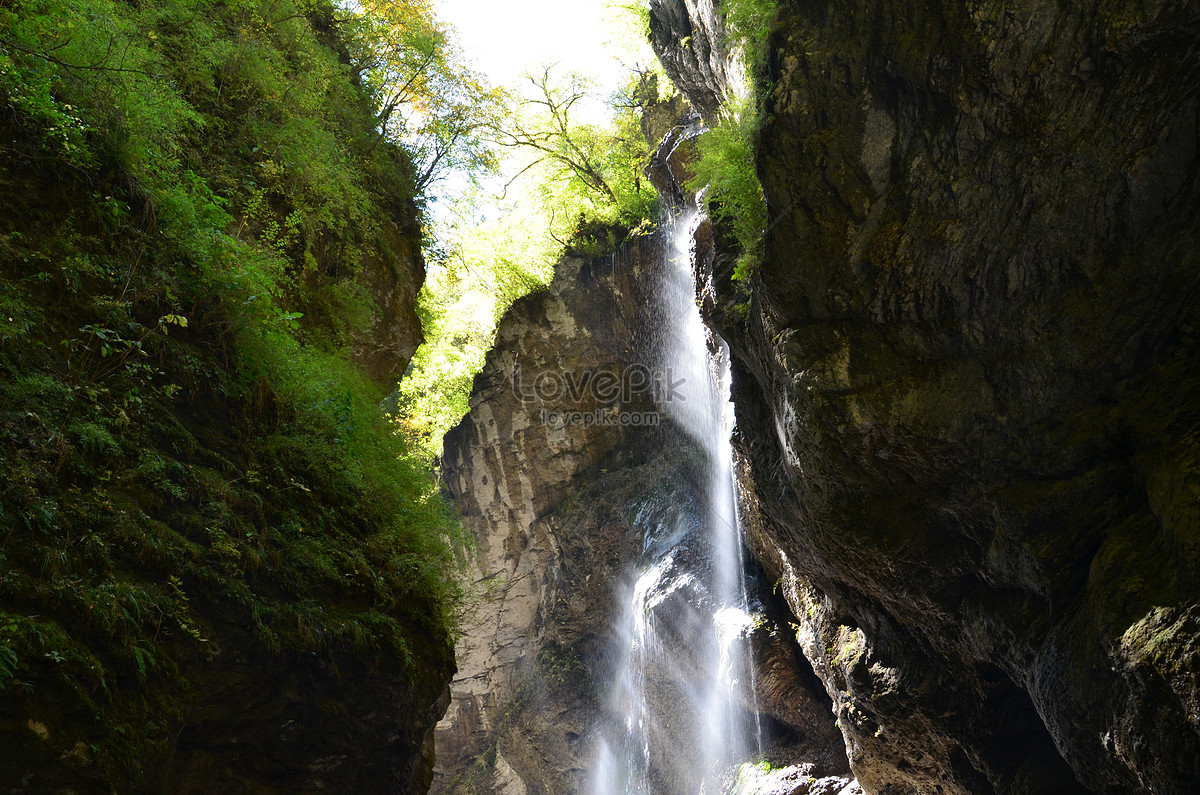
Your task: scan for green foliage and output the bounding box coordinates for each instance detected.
[722,0,779,75]
[536,643,588,689]
[395,65,663,457]
[0,0,469,785]
[344,0,502,191]
[686,94,766,282]
[682,0,778,285]
[494,66,660,236]
[395,190,558,457]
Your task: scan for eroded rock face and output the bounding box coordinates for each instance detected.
[434,220,852,791]
[433,235,668,793]
[648,0,746,123]
[660,0,1200,793]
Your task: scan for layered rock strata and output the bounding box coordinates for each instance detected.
[433,236,666,793]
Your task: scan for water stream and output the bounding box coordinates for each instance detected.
[588,212,762,794]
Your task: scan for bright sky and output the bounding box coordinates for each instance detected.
[434,0,632,96]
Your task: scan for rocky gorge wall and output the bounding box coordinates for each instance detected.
[650,0,1200,792]
[433,208,853,791]
[432,233,669,793]
[0,0,449,788]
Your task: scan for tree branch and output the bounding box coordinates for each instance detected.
[1,38,163,78]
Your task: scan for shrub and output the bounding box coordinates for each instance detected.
[683,0,778,283]
[686,93,767,282]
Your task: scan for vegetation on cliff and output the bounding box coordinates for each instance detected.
[685,0,775,285]
[396,54,670,457]
[687,92,765,283]
[0,0,475,786]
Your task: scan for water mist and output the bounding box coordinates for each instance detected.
[588,211,762,794]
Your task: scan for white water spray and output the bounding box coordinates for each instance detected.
[588,212,762,794]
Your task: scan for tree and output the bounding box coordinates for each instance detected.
[340,0,502,192]
[492,66,621,203]
[489,64,657,227]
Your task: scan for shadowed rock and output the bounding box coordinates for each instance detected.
[656,0,1200,792]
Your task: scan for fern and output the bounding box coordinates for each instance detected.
[0,643,17,689]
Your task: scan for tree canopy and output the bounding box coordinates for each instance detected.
[395,62,667,457]
[343,0,503,192]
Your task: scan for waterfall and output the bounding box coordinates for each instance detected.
[588,212,762,794]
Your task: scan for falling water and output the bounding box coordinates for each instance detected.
[589,212,762,794]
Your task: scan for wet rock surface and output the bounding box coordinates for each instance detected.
[660,0,1200,792]
[435,224,850,792]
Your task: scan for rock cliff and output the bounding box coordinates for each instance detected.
[434,218,852,791]
[648,0,745,123]
[433,234,667,793]
[652,0,1200,792]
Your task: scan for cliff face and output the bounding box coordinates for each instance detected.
[434,216,852,792]
[433,236,667,793]
[653,0,1200,792]
[346,211,426,388]
[648,0,745,123]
